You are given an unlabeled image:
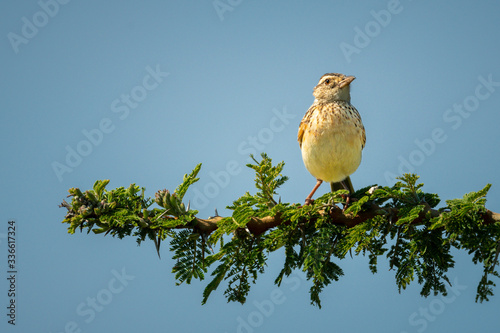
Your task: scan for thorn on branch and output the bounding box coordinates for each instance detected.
[154,234,161,259]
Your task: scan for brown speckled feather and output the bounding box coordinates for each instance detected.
[298,102,365,149]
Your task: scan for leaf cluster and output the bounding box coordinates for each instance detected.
[60,154,500,307]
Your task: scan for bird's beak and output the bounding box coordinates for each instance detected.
[339,76,355,88]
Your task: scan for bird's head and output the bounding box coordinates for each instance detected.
[313,73,355,103]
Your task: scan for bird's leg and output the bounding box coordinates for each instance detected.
[340,180,352,210]
[304,179,323,205]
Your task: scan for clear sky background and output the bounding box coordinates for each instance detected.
[1,1,500,332]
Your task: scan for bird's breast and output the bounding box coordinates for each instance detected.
[299,102,365,182]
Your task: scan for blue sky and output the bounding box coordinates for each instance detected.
[1,1,500,332]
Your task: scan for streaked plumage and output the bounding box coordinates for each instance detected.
[298,73,365,204]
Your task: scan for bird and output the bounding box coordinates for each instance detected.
[298,73,366,205]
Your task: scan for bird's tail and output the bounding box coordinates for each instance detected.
[330,176,354,194]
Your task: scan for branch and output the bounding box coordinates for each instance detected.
[59,154,500,307]
[193,204,500,235]
[195,215,282,235]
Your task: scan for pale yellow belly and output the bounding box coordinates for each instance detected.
[301,126,363,183]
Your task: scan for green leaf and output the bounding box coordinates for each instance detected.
[175,163,202,200]
[396,205,425,226]
[93,179,110,200]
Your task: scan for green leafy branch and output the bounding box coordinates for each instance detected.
[60,153,500,307]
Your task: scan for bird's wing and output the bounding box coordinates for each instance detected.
[348,104,366,149]
[297,122,306,148]
[298,105,315,148]
[361,125,366,149]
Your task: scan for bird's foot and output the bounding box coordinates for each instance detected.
[304,198,314,206]
[341,194,351,212]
